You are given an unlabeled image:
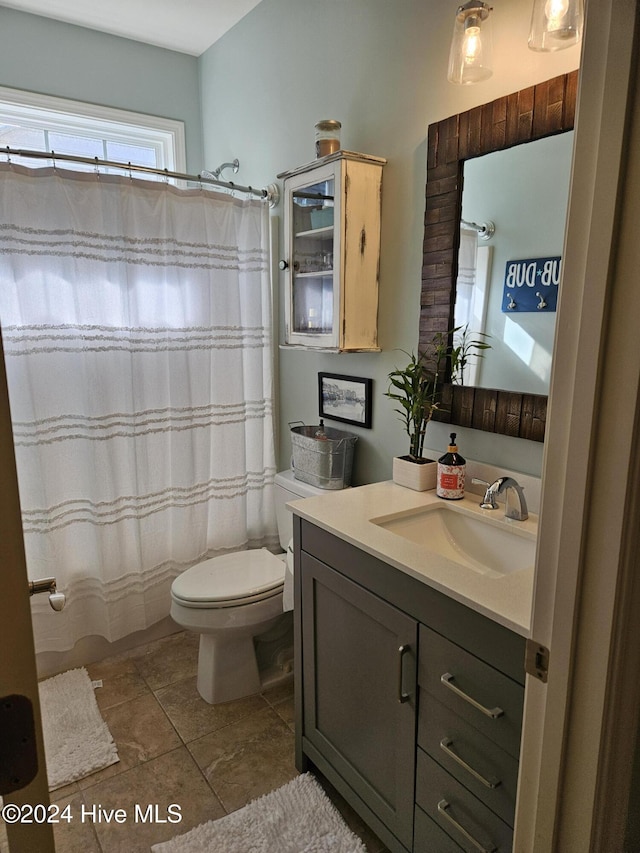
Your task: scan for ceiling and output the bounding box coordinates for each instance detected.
[0,0,264,56]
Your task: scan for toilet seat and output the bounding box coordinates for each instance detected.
[171,548,286,609]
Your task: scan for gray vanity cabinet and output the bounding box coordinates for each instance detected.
[293,516,526,853]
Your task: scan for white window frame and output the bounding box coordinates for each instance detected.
[0,86,186,173]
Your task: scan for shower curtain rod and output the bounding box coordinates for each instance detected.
[460,218,495,241]
[0,146,280,207]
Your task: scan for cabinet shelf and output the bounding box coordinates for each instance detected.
[295,225,333,239]
[294,270,333,278]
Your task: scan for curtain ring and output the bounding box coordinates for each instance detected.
[163,168,169,183]
[94,156,100,176]
[51,150,56,170]
[5,146,11,164]
[128,161,133,180]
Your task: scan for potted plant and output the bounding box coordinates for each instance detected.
[385,326,490,491]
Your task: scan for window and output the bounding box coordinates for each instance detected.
[0,87,186,179]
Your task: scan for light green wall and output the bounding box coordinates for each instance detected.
[0,6,203,170]
[0,1,581,484]
[199,0,580,483]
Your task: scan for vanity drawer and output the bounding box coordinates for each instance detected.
[418,694,518,826]
[414,803,463,852]
[416,748,513,853]
[419,625,524,759]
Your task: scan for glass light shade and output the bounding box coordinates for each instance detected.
[528,0,583,51]
[448,2,493,85]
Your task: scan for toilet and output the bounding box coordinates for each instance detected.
[170,470,325,704]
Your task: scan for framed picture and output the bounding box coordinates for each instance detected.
[318,372,372,429]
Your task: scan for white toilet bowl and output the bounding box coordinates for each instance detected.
[171,548,288,704]
[170,470,326,704]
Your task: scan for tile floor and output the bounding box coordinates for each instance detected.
[1,630,388,853]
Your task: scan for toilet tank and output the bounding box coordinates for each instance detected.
[274,469,328,551]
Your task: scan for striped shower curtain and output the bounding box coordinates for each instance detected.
[0,164,278,653]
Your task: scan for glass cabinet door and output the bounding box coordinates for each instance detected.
[288,171,338,345]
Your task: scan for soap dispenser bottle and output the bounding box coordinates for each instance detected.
[437,433,466,500]
[314,419,328,440]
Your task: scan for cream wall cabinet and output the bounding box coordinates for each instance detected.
[278,151,385,351]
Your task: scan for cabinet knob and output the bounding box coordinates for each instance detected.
[278,259,289,271]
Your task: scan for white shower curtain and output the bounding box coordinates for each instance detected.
[454,228,478,330]
[0,164,278,653]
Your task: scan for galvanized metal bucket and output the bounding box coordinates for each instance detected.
[289,421,358,490]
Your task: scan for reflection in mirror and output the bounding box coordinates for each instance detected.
[455,131,573,394]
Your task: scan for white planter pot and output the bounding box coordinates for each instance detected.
[392,455,437,492]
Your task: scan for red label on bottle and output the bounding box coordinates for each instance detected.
[437,463,465,499]
[440,473,460,490]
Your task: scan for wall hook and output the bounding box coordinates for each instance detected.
[536,292,547,309]
[507,293,516,310]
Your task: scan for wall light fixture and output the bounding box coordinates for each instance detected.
[447,1,494,85]
[528,0,583,51]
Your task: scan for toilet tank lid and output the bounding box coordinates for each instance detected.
[275,469,329,498]
[172,549,285,603]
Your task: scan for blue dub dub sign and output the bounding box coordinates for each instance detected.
[501,256,561,313]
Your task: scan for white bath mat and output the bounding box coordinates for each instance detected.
[39,666,119,790]
[151,772,367,853]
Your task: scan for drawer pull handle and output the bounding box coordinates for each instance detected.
[398,644,411,703]
[441,673,504,719]
[437,799,497,853]
[440,738,501,789]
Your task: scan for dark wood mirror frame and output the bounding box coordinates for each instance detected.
[420,71,578,442]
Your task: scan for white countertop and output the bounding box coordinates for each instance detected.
[288,481,536,637]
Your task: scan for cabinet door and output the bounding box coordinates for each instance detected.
[300,552,417,850]
[284,162,340,348]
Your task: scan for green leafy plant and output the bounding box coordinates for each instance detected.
[450,325,492,386]
[385,325,490,461]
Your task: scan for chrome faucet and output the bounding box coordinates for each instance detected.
[471,476,529,521]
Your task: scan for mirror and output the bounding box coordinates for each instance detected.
[420,71,578,442]
[457,131,573,393]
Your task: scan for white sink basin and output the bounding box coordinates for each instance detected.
[370,502,536,578]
